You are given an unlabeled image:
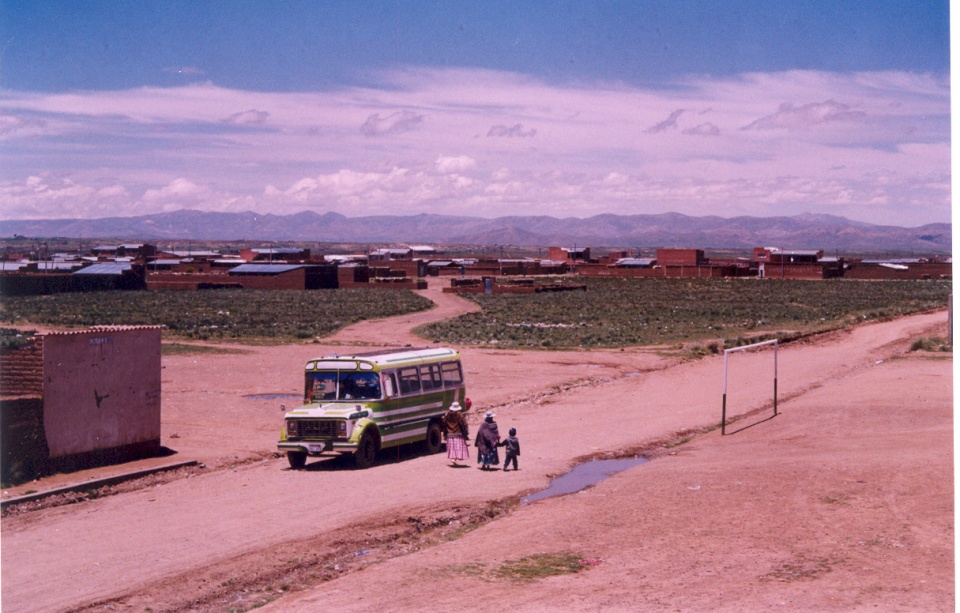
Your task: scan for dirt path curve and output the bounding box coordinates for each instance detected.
[0,300,950,612]
[324,282,480,347]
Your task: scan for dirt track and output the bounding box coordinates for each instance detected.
[1,283,953,612]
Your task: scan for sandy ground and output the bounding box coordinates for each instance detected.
[0,282,953,612]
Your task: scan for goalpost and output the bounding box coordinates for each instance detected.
[721,339,778,435]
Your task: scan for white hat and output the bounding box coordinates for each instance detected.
[484,412,495,420]
[449,402,462,411]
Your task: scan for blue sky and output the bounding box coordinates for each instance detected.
[0,1,951,226]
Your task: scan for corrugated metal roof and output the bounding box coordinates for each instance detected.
[167,250,220,257]
[38,262,84,271]
[74,263,132,275]
[40,325,162,337]
[615,258,656,267]
[228,263,305,274]
[253,248,304,254]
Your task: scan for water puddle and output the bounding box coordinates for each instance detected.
[243,393,301,400]
[521,456,648,505]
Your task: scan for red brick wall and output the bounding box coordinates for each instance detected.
[843,263,952,280]
[230,269,306,290]
[578,264,739,278]
[760,263,828,280]
[0,336,43,398]
[656,248,705,266]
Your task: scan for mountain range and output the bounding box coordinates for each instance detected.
[0,210,951,253]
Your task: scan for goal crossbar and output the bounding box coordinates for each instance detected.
[722,339,778,435]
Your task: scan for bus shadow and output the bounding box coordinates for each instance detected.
[296,443,440,471]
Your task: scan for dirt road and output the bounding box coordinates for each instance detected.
[0,283,952,612]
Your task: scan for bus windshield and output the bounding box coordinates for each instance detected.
[305,371,382,402]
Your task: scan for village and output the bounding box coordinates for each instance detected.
[0,240,950,296]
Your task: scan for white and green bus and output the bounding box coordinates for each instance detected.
[278,347,469,469]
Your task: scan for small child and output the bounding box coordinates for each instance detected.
[500,427,520,471]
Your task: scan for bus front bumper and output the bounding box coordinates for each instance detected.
[278,440,357,456]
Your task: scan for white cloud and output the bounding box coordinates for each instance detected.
[143,178,206,201]
[487,123,536,138]
[0,68,949,225]
[742,99,866,131]
[359,110,424,136]
[222,109,270,125]
[682,122,721,136]
[435,155,477,174]
[645,109,685,134]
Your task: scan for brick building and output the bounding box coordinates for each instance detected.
[1,327,162,484]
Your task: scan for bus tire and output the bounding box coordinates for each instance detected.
[354,430,380,469]
[287,451,307,469]
[424,420,443,454]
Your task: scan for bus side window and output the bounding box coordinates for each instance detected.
[398,367,421,394]
[420,364,442,391]
[441,361,463,387]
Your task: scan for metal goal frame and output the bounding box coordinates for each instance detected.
[721,339,778,435]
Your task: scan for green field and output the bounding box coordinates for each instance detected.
[0,288,434,341]
[417,278,951,349]
[0,278,950,348]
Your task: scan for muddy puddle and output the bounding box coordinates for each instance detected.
[521,456,648,504]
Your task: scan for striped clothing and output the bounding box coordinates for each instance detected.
[446,434,470,461]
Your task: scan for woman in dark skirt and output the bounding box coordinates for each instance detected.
[475,412,501,470]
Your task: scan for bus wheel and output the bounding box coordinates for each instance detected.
[287,451,307,469]
[354,431,379,469]
[424,421,443,454]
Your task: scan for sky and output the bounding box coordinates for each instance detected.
[0,0,951,226]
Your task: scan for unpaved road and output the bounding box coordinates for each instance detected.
[1,283,952,612]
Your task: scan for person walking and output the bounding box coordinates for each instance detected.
[441,401,469,466]
[499,427,520,471]
[475,412,501,470]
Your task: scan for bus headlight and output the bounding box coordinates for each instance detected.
[287,420,298,437]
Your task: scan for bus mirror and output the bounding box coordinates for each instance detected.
[280,404,286,412]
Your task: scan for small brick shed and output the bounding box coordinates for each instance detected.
[1,326,162,483]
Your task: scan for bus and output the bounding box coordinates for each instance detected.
[278,347,469,469]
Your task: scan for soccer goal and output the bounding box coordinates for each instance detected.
[721,339,778,435]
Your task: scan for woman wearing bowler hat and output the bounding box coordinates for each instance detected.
[441,401,470,466]
[475,412,501,470]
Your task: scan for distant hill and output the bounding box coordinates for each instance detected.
[0,210,951,252]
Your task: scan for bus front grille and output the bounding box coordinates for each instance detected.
[296,420,339,438]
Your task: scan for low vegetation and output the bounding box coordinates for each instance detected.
[446,552,592,582]
[909,337,952,352]
[419,278,951,349]
[0,289,434,342]
[0,278,949,348]
[0,328,36,349]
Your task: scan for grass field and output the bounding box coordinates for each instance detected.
[417,277,951,349]
[0,288,434,342]
[0,278,950,348]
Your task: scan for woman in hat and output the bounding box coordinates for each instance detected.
[474,412,501,470]
[441,401,469,466]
